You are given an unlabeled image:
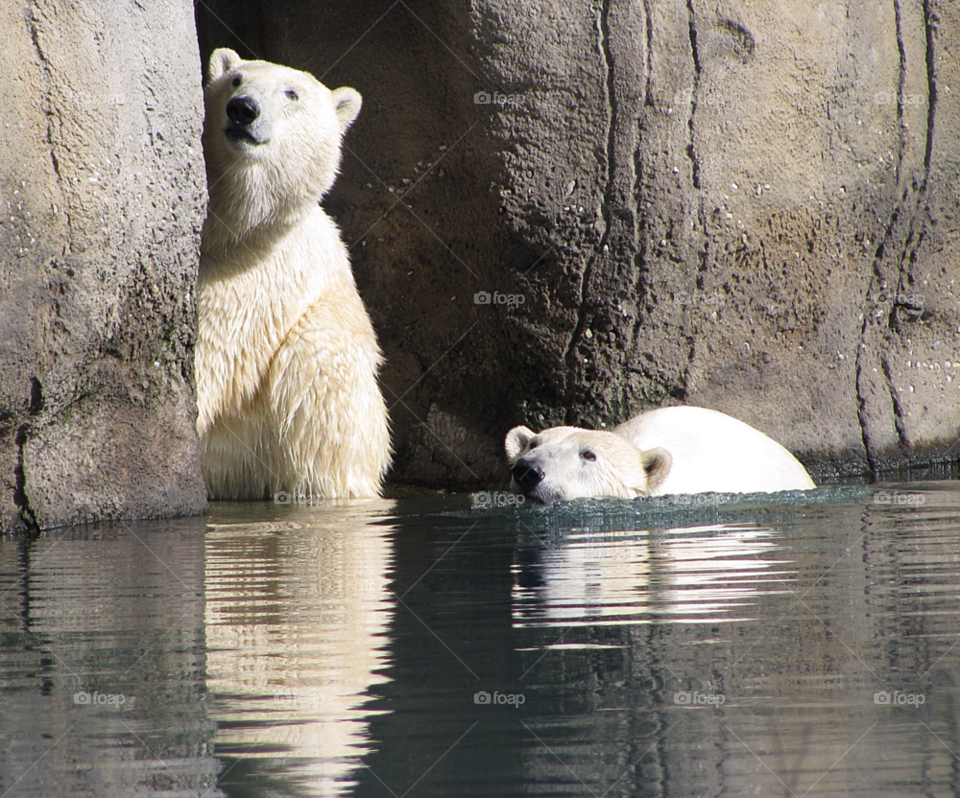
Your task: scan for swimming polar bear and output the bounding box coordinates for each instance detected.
[504,406,815,504]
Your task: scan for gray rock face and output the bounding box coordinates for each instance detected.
[197,1,959,488]
[0,0,208,532]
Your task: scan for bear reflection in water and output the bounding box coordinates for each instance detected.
[512,523,789,628]
[204,501,395,795]
[506,406,815,504]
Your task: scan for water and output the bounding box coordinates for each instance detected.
[2,481,960,797]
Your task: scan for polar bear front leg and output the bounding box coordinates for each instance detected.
[265,292,391,499]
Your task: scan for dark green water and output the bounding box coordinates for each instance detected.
[2,481,960,797]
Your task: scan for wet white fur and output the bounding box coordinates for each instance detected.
[505,406,814,502]
[196,48,390,499]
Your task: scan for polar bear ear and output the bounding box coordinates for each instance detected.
[639,447,672,494]
[332,87,362,133]
[504,426,536,464]
[208,48,242,84]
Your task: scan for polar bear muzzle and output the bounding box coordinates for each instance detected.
[510,456,563,505]
[511,459,544,491]
[224,92,271,147]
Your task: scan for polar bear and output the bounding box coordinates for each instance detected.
[195,48,390,500]
[505,406,815,504]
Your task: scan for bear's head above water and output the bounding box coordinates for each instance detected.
[202,48,362,243]
[504,425,672,505]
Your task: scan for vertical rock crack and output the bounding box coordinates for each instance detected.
[564,0,617,387]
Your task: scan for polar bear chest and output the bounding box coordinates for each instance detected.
[196,209,352,427]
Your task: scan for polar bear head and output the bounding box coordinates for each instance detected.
[202,48,362,242]
[504,425,672,504]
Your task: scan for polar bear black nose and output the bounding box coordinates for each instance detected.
[512,461,544,490]
[226,95,260,126]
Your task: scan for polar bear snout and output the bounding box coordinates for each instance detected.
[227,95,260,126]
[511,459,545,491]
[223,94,270,147]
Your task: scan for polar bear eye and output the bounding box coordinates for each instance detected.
[581,449,597,462]
[285,88,300,101]
[231,76,242,88]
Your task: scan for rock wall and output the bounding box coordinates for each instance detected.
[197,0,960,488]
[0,0,208,532]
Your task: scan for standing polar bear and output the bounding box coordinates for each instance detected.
[505,406,815,504]
[196,48,390,500]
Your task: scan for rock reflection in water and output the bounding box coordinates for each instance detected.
[204,500,396,797]
[0,519,219,798]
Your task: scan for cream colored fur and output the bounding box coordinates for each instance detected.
[196,48,390,499]
[505,406,815,503]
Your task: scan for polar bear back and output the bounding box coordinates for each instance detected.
[615,406,815,495]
